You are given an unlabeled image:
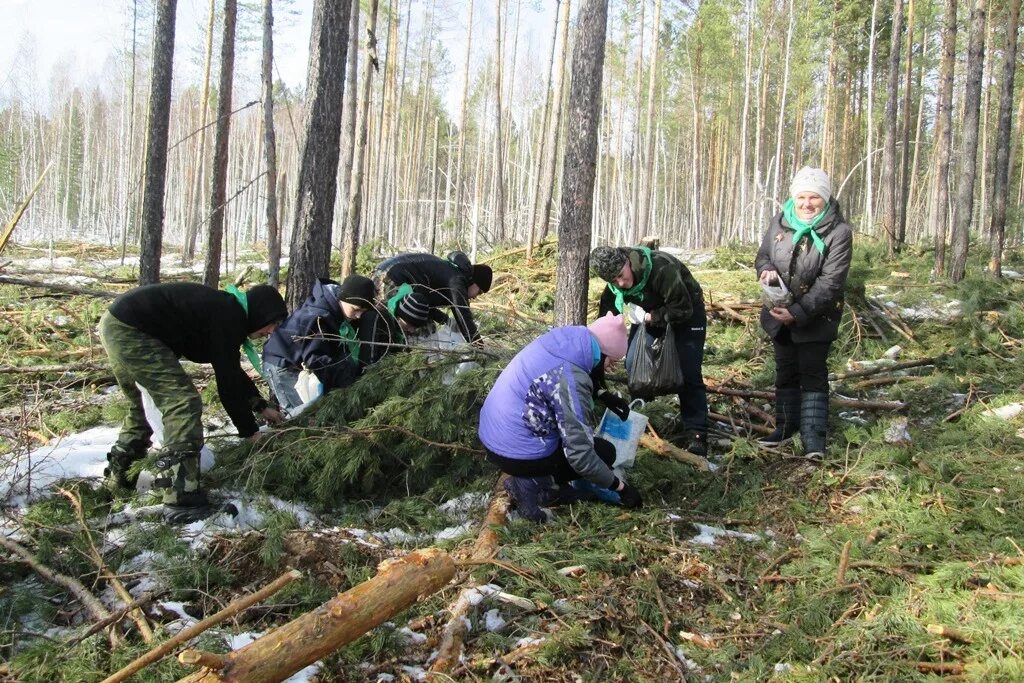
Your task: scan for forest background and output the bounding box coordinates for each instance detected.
[2,0,1021,295]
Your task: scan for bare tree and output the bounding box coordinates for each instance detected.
[203,0,238,287]
[880,0,904,254]
[535,0,572,243]
[341,0,381,277]
[336,3,361,249]
[988,0,1020,277]
[636,0,662,242]
[950,0,987,282]
[138,0,177,285]
[554,0,608,326]
[182,0,216,266]
[933,0,957,276]
[263,0,282,288]
[285,0,354,310]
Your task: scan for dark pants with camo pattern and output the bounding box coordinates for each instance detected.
[98,312,204,505]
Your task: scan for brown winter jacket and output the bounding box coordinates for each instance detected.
[755,200,853,343]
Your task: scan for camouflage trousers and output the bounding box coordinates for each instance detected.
[99,312,205,504]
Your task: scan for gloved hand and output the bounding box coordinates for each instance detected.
[611,479,643,509]
[596,389,630,420]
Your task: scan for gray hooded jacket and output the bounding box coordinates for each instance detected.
[755,200,853,343]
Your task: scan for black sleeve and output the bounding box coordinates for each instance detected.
[597,286,617,317]
[211,349,262,438]
[448,281,480,343]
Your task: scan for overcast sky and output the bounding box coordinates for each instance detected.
[0,0,559,116]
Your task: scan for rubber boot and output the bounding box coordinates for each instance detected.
[103,439,149,491]
[758,388,801,446]
[503,476,554,523]
[799,391,829,459]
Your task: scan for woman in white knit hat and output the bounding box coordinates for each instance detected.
[754,167,853,458]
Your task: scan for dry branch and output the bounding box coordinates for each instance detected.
[925,623,972,644]
[830,357,938,380]
[836,540,853,586]
[430,478,511,675]
[177,550,454,683]
[101,568,302,683]
[640,431,712,471]
[706,384,905,411]
[0,275,117,298]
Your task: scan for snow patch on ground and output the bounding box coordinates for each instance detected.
[484,608,507,632]
[376,521,474,546]
[438,491,490,520]
[688,523,761,546]
[1,426,119,506]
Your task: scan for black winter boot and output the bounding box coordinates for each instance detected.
[103,440,149,490]
[685,431,708,457]
[799,391,829,459]
[758,388,801,446]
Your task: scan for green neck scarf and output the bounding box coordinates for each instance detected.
[782,198,828,254]
[384,282,414,344]
[606,246,654,313]
[337,319,360,363]
[225,285,263,373]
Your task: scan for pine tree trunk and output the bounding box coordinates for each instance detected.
[341,0,380,276]
[138,0,177,285]
[120,0,139,265]
[182,0,216,266]
[949,0,987,283]
[881,0,904,254]
[262,0,282,288]
[865,0,879,233]
[933,0,957,276]
[988,0,1020,276]
[536,0,572,242]
[203,0,237,288]
[285,0,354,310]
[636,0,662,242]
[336,3,361,250]
[897,0,916,247]
[554,0,608,327]
[526,0,560,257]
[493,0,506,242]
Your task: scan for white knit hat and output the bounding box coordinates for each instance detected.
[790,167,832,203]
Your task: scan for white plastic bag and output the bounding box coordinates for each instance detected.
[413,320,480,384]
[595,399,648,470]
[760,277,793,308]
[295,368,324,405]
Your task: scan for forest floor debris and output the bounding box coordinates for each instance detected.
[2,241,1024,681]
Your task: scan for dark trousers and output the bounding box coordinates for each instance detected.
[773,327,832,393]
[486,438,616,484]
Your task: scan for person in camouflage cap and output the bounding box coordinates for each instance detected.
[591,244,710,456]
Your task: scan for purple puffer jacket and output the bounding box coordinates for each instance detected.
[478,326,616,488]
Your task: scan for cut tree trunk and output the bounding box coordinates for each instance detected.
[177,549,455,683]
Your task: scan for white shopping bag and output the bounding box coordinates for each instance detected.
[595,399,648,470]
[295,368,323,405]
[412,321,480,384]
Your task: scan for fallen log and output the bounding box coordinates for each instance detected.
[430,478,511,674]
[101,568,302,683]
[829,357,938,381]
[177,550,455,683]
[706,384,905,411]
[640,431,712,471]
[0,275,117,298]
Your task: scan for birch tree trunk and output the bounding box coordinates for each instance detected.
[949,0,987,283]
[138,0,177,285]
[864,0,879,233]
[987,0,1020,277]
[526,0,561,257]
[286,0,353,310]
[636,0,662,242]
[897,0,916,246]
[493,0,506,242]
[203,0,237,288]
[454,0,475,239]
[554,0,608,327]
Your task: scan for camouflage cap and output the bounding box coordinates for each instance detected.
[590,246,628,282]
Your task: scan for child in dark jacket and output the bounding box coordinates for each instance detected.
[99,282,287,522]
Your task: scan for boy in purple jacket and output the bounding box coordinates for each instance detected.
[478,314,642,522]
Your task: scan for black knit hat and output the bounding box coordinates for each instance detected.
[590,246,629,281]
[336,275,376,307]
[244,284,288,333]
[471,264,493,293]
[395,291,431,328]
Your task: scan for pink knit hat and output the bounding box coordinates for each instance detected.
[588,313,628,361]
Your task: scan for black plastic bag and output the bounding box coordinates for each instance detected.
[626,323,685,399]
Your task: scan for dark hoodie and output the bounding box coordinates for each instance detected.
[109,282,287,437]
[262,279,362,390]
[374,252,481,343]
